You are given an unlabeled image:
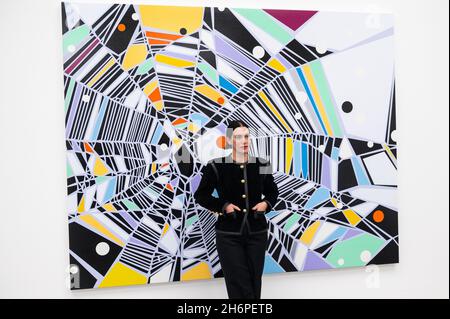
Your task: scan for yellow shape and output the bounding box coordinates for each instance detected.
[302,64,334,136]
[77,195,85,213]
[153,100,164,111]
[143,81,158,96]
[162,223,169,236]
[155,53,195,68]
[383,144,397,167]
[103,203,117,212]
[258,91,292,133]
[79,214,125,247]
[299,220,321,245]
[139,5,203,34]
[151,163,157,174]
[267,58,286,73]
[173,137,182,146]
[285,137,293,174]
[331,198,338,207]
[187,122,200,133]
[343,209,362,226]
[99,262,147,288]
[87,58,115,87]
[122,44,148,70]
[94,156,109,176]
[194,84,224,103]
[181,261,211,281]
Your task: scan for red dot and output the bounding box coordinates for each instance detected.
[217,97,224,104]
[118,24,126,32]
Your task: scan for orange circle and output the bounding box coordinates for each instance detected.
[373,210,384,223]
[216,136,226,149]
[117,23,126,32]
[217,97,225,104]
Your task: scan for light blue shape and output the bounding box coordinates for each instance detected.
[322,226,347,246]
[189,112,209,128]
[150,123,164,145]
[305,186,330,210]
[331,146,340,161]
[265,210,278,219]
[102,176,116,203]
[293,140,301,177]
[351,156,370,185]
[91,97,108,140]
[219,75,238,94]
[263,254,284,274]
[301,142,308,179]
[296,67,327,134]
[212,188,219,198]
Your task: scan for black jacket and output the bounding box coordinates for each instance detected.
[194,153,279,234]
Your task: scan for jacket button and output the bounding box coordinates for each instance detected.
[241,179,245,183]
[242,194,246,198]
[243,209,247,212]
[240,164,244,168]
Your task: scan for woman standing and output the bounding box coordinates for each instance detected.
[194,120,279,299]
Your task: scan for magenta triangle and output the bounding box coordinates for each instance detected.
[263,9,317,31]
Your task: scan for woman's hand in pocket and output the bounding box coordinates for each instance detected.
[224,203,241,214]
[251,201,268,213]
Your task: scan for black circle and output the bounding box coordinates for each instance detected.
[180,28,187,35]
[342,101,353,113]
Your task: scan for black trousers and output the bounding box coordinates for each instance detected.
[215,224,268,299]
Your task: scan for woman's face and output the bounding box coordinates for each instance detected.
[229,126,249,155]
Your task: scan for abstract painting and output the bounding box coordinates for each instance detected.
[62,2,398,290]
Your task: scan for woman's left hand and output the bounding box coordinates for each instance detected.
[251,201,268,212]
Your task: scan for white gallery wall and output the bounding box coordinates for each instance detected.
[0,0,448,298]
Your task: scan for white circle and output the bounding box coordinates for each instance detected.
[318,144,326,152]
[360,250,372,263]
[336,202,343,209]
[337,258,345,266]
[315,44,327,54]
[367,141,374,148]
[252,46,265,59]
[160,143,168,151]
[67,44,76,53]
[218,7,225,11]
[294,112,302,120]
[69,265,79,274]
[295,91,308,106]
[131,13,139,21]
[82,94,90,103]
[390,130,397,142]
[95,242,110,256]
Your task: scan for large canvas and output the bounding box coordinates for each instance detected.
[61,2,398,290]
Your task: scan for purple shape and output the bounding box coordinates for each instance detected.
[170,177,179,188]
[275,53,293,69]
[65,84,82,138]
[191,174,201,193]
[66,38,99,74]
[342,228,364,241]
[119,211,138,229]
[129,236,154,249]
[264,9,317,31]
[303,251,332,270]
[214,35,259,72]
[321,156,331,189]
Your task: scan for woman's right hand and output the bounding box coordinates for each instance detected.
[224,203,241,214]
